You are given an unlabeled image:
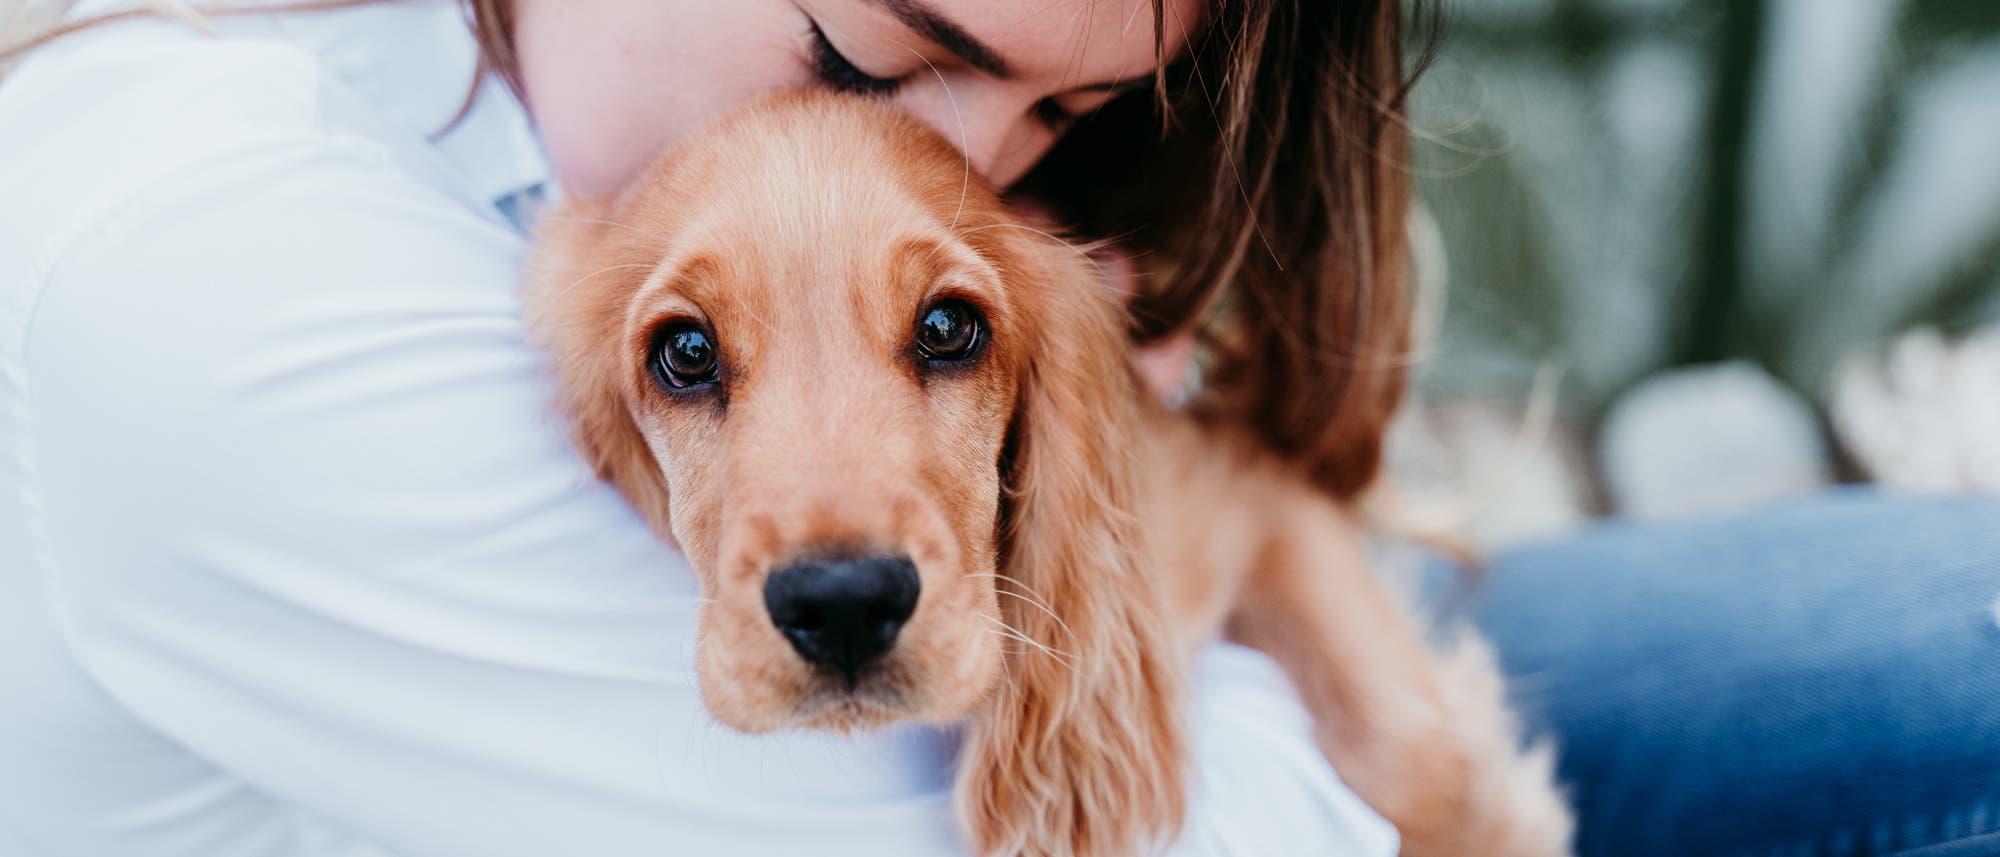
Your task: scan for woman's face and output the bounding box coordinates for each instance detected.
[514,0,1204,197]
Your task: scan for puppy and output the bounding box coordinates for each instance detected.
[524,89,1573,857]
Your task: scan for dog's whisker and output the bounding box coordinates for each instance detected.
[980,619,1038,656]
[963,571,1057,607]
[983,626,1074,672]
[979,614,1074,666]
[967,571,1083,649]
[990,589,1075,641]
[965,574,1075,642]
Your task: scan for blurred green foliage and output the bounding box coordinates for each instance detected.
[1411,0,2000,418]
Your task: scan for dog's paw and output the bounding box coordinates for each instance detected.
[1412,635,1576,857]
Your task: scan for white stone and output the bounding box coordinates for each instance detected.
[1599,361,1830,519]
[1832,326,2000,492]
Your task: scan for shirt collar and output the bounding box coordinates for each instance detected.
[267,0,554,226]
[66,0,555,229]
[436,71,556,231]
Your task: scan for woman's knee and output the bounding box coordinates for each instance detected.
[1466,492,2000,857]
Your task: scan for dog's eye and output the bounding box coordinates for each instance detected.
[915,299,983,362]
[652,322,720,389]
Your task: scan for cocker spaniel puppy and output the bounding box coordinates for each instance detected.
[525,89,1572,857]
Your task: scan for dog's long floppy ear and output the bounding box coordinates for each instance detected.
[521,199,675,540]
[957,236,1187,857]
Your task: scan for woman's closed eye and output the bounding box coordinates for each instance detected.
[809,22,901,96]
[806,20,1079,131]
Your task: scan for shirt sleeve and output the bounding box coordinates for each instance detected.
[11,92,1391,857]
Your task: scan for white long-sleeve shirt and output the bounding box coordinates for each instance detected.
[0,3,1396,855]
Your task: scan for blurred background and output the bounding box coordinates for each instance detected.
[1390,0,2000,547]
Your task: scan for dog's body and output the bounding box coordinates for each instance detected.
[525,90,1571,857]
[1138,414,1572,856]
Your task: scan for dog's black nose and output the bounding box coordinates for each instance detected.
[764,555,920,677]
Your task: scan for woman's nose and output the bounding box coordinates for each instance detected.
[896,78,1054,187]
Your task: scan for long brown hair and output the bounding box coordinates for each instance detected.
[1014,0,1435,499]
[6,0,1433,500]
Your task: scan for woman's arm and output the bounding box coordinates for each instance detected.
[5,61,1391,857]
[12,111,972,855]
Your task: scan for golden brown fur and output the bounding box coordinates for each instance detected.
[524,90,1570,857]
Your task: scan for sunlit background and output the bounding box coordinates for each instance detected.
[1392,0,2000,545]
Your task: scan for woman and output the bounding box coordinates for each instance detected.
[0,2,1995,857]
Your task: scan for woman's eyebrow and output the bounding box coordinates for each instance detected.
[871,0,1014,78]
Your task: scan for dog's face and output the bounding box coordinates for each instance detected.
[532,91,1187,853]
[530,92,1051,732]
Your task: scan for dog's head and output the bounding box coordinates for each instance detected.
[527,89,1185,851]
[528,90,1019,731]
[526,94,1183,850]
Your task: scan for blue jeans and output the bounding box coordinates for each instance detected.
[1456,491,2000,857]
